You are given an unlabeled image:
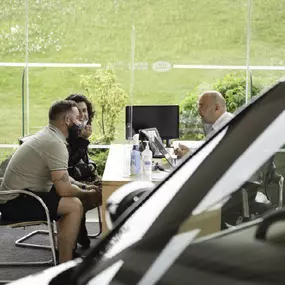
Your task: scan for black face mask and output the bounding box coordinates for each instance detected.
[68,122,82,141]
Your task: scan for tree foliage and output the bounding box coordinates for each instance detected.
[80,65,129,144]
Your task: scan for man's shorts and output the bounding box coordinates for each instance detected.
[0,186,61,222]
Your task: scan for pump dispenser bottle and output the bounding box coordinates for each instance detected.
[130,134,141,176]
[142,141,153,181]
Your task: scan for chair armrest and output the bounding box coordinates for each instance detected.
[243,181,262,191]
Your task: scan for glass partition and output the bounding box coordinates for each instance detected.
[23,0,134,145]
[24,1,134,143]
[131,0,248,66]
[250,0,285,67]
[0,0,26,63]
[251,71,285,89]
[27,62,132,143]
[131,0,249,142]
[1,0,285,173]
[0,67,23,144]
[133,67,247,140]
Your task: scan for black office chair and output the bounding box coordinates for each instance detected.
[260,157,284,209]
[221,157,284,229]
[221,181,271,229]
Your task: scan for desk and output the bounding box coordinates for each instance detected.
[101,141,205,235]
[101,144,170,234]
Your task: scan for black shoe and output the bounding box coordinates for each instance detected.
[72,250,82,259]
[77,216,91,249]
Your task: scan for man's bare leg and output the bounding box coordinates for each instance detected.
[57,197,83,263]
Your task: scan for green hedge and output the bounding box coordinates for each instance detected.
[88,148,109,177]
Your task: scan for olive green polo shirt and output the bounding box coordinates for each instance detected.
[0,124,68,203]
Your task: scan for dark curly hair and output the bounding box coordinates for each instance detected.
[65,94,95,125]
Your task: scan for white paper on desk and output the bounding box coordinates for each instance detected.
[151,171,169,181]
[173,140,205,150]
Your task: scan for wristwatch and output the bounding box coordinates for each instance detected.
[82,184,87,189]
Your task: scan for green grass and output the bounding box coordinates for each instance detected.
[1,0,285,144]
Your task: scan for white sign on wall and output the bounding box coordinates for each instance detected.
[152,61,172,72]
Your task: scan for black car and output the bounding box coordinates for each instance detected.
[11,80,285,285]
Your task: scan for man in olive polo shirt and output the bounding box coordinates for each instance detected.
[0,100,100,263]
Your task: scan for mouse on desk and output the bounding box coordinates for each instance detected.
[153,162,165,171]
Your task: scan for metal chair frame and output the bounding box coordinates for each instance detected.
[14,205,102,259]
[0,190,57,270]
[262,158,284,209]
[88,206,102,238]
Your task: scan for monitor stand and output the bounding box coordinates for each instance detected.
[164,139,171,148]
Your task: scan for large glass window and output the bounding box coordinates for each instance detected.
[1,0,285,172]
[0,0,26,63]
[132,0,248,66]
[250,0,285,67]
[0,67,23,144]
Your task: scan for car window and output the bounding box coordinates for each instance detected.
[179,110,285,239]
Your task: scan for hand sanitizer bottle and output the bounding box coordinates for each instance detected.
[142,141,153,181]
[130,134,141,177]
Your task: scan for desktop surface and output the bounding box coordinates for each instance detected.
[102,144,170,183]
[101,142,203,234]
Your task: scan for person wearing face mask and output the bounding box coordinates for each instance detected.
[0,100,100,264]
[175,91,234,158]
[65,94,102,249]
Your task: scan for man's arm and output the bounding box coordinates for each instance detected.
[51,170,92,198]
[69,176,85,188]
[69,175,100,191]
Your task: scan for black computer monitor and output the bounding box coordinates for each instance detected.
[125,105,179,147]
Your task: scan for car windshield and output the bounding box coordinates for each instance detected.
[73,82,285,284]
[98,107,285,263]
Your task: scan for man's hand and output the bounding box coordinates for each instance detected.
[80,124,92,139]
[85,184,101,193]
[174,143,191,158]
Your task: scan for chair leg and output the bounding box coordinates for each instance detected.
[15,230,52,249]
[48,221,57,265]
[88,206,102,238]
[0,190,57,272]
[10,220,57,266]
[0,225,55,285]
[277,175,284,209]
[241,188,250,220]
